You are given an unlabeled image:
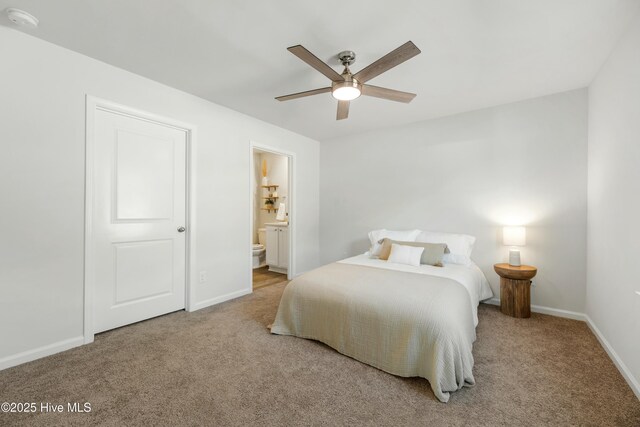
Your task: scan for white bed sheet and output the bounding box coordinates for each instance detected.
[339,254,493,326]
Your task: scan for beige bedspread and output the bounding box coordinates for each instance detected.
[270,262,476,403]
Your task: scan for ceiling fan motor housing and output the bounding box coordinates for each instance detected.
[338,50,356,66]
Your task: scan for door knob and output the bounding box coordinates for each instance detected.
[177,226,186,233]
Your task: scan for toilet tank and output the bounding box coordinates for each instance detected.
[258,228,266,245]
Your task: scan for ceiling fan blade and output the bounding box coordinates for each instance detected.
[275,87,331,101]
[353,41,421,83]
[361,84,417,103]
[287,45,344,82]
[336,100,350,120]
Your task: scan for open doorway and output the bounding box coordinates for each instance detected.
[250,143,293,291]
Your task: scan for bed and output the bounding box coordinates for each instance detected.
[270,253,493,403]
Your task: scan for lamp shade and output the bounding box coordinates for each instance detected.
[503,226,526,246]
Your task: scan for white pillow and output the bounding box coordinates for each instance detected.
[416,231,476,265]
[368,229,421,256]
[388,244,424,267]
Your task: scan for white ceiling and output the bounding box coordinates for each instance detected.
[1,0,639,141]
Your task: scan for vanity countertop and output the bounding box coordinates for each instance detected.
[265,222,288,227]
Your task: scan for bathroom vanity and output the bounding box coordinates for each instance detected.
[265,223,289,274]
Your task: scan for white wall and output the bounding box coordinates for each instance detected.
[320,89,588,312]
[0,27,320,367]
[587,13,640,396]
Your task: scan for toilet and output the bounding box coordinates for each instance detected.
[252,228,266,269]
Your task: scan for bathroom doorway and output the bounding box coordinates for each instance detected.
[250,143,294,291]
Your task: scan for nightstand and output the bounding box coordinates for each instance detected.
[493,263,537,318]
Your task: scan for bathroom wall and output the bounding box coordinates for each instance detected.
[253,151,289,242]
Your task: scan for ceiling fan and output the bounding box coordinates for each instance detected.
[276,41,421,120]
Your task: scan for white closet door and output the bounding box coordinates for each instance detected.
[91,108,187,333]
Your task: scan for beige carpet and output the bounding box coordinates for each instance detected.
[1,282,638,426]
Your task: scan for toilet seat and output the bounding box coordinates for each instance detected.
[252,243,265,256]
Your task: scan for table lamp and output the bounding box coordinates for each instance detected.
[503,226,526,266]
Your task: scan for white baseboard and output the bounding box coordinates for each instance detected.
[268,266,288,275]
[0,336,84,371]
[1,288,253,371]
[585,316,640,400]
[189,287,252,312]
[483,298,639,399]
[483,298,586,321]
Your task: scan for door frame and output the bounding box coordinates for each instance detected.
[249,141,295,283]
[84,96,197,344]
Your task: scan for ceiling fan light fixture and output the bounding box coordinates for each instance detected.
[332,80,361,101]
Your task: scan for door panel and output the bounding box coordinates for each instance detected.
[92,108,187,333]
[115,130,175,220]
[114,240,174,305]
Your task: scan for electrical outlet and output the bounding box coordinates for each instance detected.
[199,271,207,283]
[635,291,640,297]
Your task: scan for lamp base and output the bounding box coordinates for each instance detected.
[509,249,521,267]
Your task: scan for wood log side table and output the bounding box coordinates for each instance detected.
[493,263,538,318]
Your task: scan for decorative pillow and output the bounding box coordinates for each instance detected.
[387,244,424,267]
[378,239,447,267]
[416,231,476,265]
[368,229,421,256]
